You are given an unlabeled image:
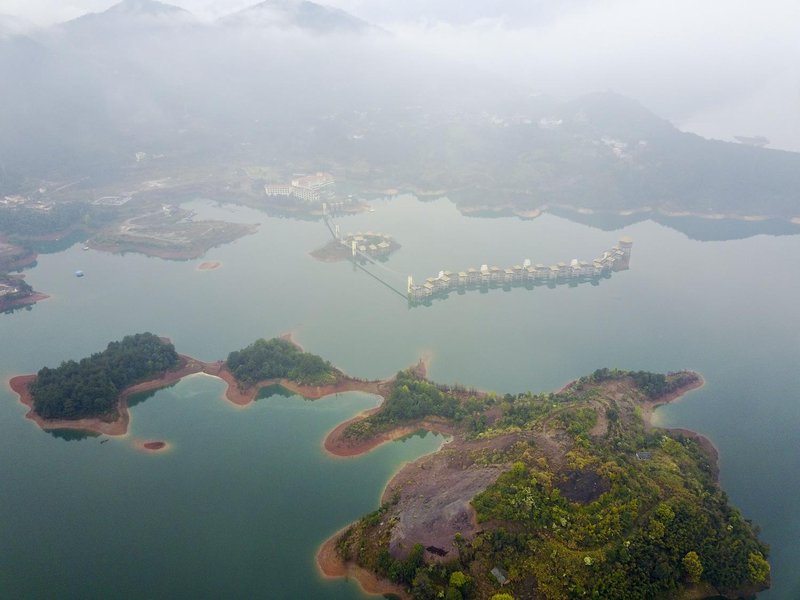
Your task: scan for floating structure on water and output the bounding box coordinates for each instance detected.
[311,229,400,263]
[341,231,397,259]
[407,237,632,303]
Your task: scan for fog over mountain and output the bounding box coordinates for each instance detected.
[4,0,798,154]
[1,0,798,216]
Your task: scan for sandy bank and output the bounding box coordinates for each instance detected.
[0,250,38,271]
[0,291,49,312]
[322,355,437,458]
[317,531,411,600]
[9,355,211,436]
[639,373,706,426]
[135,440,170,452]
[10,373,131,436]
[8,354,386,437]
[638,374,720,478]
[323,411,455,459]
[197,261,222,271]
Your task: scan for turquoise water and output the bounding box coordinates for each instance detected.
[1,196,798,598]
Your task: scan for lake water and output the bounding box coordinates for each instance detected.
[1,196,798,598]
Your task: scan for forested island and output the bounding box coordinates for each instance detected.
[322,368,770,600]
[9,334,374,435]
[29,333,179,420]
[226,337,337,387]
[7,336,770,598]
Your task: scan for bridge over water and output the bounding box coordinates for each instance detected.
[321,212,632,307]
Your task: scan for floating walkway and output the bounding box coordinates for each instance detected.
[407,238,633,304]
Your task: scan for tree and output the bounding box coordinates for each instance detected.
[449,571,468,588]
[445,587,463,600]
[490,594,515,600]
[30,333,179,419]
[747,552,770,584]
[682,551,703,583]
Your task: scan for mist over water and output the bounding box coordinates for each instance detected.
[0,198,798,597]
[2,1,800,597]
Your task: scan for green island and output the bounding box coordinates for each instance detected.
[10,335,362,435]
[29,333,180,420]
[326,368,770,600]
[8,336,770,598]
[226,337,337,387]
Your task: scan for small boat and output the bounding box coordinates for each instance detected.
[75,270,84,277]
[82,245,90,251]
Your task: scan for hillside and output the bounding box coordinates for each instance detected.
[330,369,770,599]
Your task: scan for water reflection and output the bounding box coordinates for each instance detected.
[47,428,100,442]
[547,207,800,241]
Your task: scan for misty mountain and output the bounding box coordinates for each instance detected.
[68,0,192,22]
[562,92,675,139]
[61,0,197,36]
[0,13,798,220]
[347,0,587,27]
[220,0,375,34]
[0,14,35,36]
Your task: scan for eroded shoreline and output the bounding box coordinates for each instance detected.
[7,354,385,437]
[8,359,718,599]
[315,372,712,599]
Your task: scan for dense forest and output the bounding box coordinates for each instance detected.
[226,337,337,387]
[30,333,179,419]
[0,203,88,237]
[335,369,769,599]
[342,369,487,441]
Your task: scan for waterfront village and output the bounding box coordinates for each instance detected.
[0,274,37,312]
[407,237,633,302]
[264,171,350,208]
[310,218,401,263]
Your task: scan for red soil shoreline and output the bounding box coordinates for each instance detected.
[197,261,221,271]
[317,531,411,600]
[639,374,720,477]
[0,291,50,312]
[0,250,38,271]
[8,356,714,599]
[322,411,455,459]
[316,371,714,599]
[320,355,433,458]
[7,354,387,437]
[135,440,170,452]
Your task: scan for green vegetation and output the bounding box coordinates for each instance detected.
[336,369,768,599]
[342,369,486,440]
[226,337,337,387]
[0,203,88,238]
[30,333,179,420]
[589,368,699,399]
[0,274,34,309]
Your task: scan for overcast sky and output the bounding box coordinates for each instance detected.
[2,0,799,150]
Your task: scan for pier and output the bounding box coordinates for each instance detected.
[321,210,632,308]
[407,238,633,304]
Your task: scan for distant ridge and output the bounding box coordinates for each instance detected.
[221,0,375,34]
[63,0,195,28]
[0,14,35,35]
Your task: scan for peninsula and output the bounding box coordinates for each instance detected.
[8,335,385,437]
[0,273,48,313]
[7,337,770,599]
[319,368,770,600]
